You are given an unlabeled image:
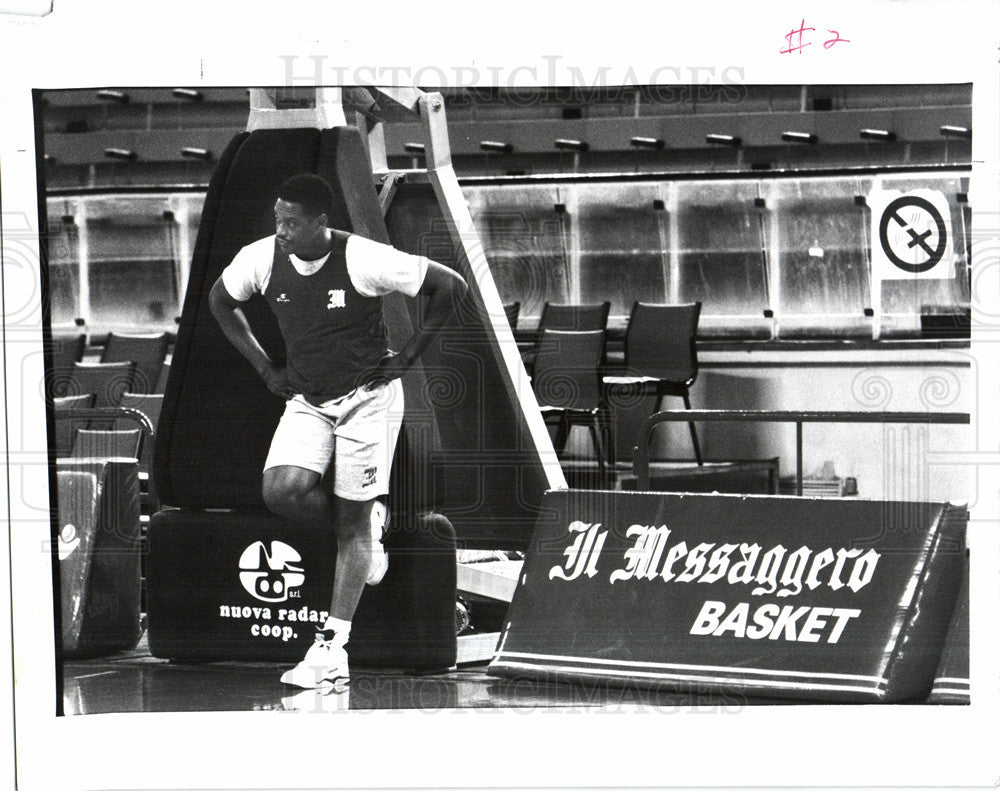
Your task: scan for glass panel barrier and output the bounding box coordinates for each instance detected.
[46,172,971,342]
[575,182,666,323]
[464,185,568,322]
[84,195,182,332]
[44,205,82,327]
[764,177,872,338]
[45,194,205,335]
[672,180,770,339]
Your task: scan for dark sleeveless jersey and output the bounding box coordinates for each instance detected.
[263,230,388,403]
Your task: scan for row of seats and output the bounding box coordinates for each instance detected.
[49,331,169,503]
[54,395,163,639]
[50,331,171,400]
[507,300,703,472]
[53,392,161,461]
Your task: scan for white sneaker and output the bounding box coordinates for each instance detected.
[279,630,350,690]
[365,500,389,586]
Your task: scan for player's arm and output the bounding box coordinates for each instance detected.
[208,276,295,398]
[365,261,468,385]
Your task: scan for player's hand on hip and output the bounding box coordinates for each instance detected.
[360,352,409,390]
[259,363,296,399]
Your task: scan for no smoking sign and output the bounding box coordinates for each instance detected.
[869,188,954,280]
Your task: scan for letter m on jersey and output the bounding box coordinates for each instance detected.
[327,289,346,309]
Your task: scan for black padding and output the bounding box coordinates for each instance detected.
[383,181,548,547]
[387,422,433,515]
[352,512,456,667]
[145,508,456,668]
[154,129,298,507]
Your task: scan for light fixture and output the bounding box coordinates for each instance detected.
[554,138,589,152]
[939,125,971,139]
[781,131,818,144]
[96,89,129,104]
[180,147,212,160]
[172,88,204,101]
[859,128,896,142]
[103,148,137,161]
[403,142,426,154]
[480,140,514,153]
[629,136,665,150]
[705,133,741,146]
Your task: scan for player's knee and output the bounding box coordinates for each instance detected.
[262,475,310,517]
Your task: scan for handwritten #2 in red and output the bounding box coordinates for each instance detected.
[781,19,850,54]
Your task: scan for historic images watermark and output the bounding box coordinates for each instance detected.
[279,54,747,103]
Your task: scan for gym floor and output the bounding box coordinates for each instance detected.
[61,634,785,715]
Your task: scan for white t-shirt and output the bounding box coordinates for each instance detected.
[222,233,429,302]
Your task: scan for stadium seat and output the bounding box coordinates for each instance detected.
[53,393,95,457]
[100,332,170,394]
[67,361,137,408]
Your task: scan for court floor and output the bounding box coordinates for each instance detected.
[61,634,784,714]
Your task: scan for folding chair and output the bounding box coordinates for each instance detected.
[523,301,611,373]
[532,329,613,475]
[607,301,703,464]
[539,301,611,331]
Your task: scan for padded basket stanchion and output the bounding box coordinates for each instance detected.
[153,122,549,548]
[146,124,519,666]
[146,509,456,669]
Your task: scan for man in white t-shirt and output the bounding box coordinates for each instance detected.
[209,173,467,690]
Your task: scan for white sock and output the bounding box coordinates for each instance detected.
[323,617,351,646]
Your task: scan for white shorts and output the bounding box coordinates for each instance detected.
[263,379,405,501]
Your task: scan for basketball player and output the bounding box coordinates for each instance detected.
[209,173,467,689]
